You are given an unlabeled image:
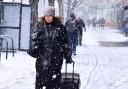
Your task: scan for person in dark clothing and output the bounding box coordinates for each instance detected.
[101,18,105,29]
[124,17,128,36]
[75,16,85,46]
[65,13,77,55]
[27,6,73,89]
[92,17,97,30]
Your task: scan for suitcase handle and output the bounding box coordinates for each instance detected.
[65,61,75,82]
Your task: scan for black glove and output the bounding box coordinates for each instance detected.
[27,41,40,58]
[83,27,86,32]
[27,48,39,58]
[66,58,73,64]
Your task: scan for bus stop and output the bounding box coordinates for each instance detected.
[0,2,31,50]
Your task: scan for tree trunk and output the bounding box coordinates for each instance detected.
[65,0,83,19]
[29,0,38,48]
[67,0,72,20]
[29,0,38,32]
[57,0,63,17]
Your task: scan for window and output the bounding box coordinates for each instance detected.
[0,2,4,25]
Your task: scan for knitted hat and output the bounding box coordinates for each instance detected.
[70,13,75,20]
[43,6,55,16]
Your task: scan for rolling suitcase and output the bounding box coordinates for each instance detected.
[60,62,81,89]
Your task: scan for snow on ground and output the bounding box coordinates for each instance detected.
[0,52,36,89]
[0,27,128,89]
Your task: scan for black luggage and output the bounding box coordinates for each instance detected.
[60,62,81,89]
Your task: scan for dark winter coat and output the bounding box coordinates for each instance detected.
[76,19,85,35]
[27,17,72,83]
[65,19,76,32]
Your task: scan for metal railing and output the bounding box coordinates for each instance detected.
[0,35,15,61]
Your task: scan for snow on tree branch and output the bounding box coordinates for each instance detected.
[64,0,83,19]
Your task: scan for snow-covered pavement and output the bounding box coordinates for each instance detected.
[0,27,128,89]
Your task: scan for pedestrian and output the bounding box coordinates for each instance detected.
[75,16,85,46]
[87,18,91,27]
[97,18,102,29]
[65,13,77,55]
[92,17,97,30]
[27,6,73,89]
[124,17,128,36]
[101,18,105,29]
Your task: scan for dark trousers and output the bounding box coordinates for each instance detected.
[78,33,82,45]
[35,59,61,89]
[68,32,77,54]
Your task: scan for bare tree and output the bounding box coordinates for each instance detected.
[64,0,83,19]
[29,0,39,31]
[29,0,39,48]
[71,0,83,13]
[57,0,63,17]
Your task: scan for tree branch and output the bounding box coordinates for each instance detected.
[63,0,68,5]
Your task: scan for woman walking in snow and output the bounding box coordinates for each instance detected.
[27,6,73,89]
